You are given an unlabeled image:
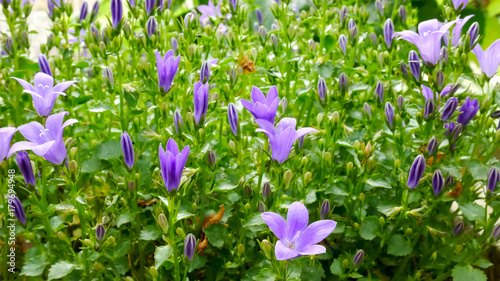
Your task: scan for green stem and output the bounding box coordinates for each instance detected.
[168,196,180,281]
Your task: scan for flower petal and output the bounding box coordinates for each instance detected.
[53,80,78,92]
[11,77,35,92]
[296,244,326,256]
[297,220,337,246]
[286,202,309,240]
[275,240,300,260]
[261,212,287,240]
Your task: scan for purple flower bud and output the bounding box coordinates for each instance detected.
[427,137,438,155]
[375,81,384,103]
[363,102,372,118]
[441,46,448,63]
[270,34,278,49]
[79,2,88,22]
[229,0,237,11]
[103,67,114,85]
[488,167,500,194]
[409,50,420,81]
[320,199,330,219]
[227,103,238,136]
[5,37,13,54]
[452,0,468,11]
[121,132,134,169]
[259,26,266,41]
[375,0,383,14]
[184,12,193,29]
[451,123,463,141]
[318,77,326,102]
[350,26,358,42]
[397,95,404,111]
[432,169,444,195]
[384,19,394,48]
[258,201,266,213]
[468,22,479,50]
[407,155,426,189]
[157,0,164,11]
[16,151,36,186]
[145,0,155,15]
[339,73,348,92]
[441,98,458,121]
[399,5,406,23]
[230,68,237,84]
[400,62,408,76]
[444,122,455,137]
[298,135,305,150]
[262,182,271,201]
[48,0,55,18]
[8,196,26,224]
[348,18,356,31]
[167,0,172,9]
[339,6,347,23]
[453,222,464,236]
[147,16,157,38]
[38,54,52,77]
[370,32,377,46]
[184,233,197,261]
[194,81,209,125]
[254,22,259,32]
[445,175,454,187]
[173,110,183,134]
[96,223,105,241]
[91,1,99,19]
[256,8,263,24]
[353,250,365,266]
[207,150,216,169]
[339,34,347,55]
[491,224,500,241]
[436,71,444,89]
[424,97,435,119]
[271,21,279,31]
[128,0,135,8]
[385,102,394,128]
[457,97,480,127]
[171,37,178,53]
[200,61,210,82]
[111,0,123,29]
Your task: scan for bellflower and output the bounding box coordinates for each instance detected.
[467,22,479,50]
[1,127,17,162]
[424,98,434,118]
[452,0,468,10]
[384,18,394,48]
[318,77,326,102]
[38,54,52,76]
[255,118,316,163]
[261,202,337,260]
[173,110,183,134]
[385,102,394,128]
[416,84,456,102]
[9,196,26,224]
[445,15,473,47]
[488,167,500,194]
[472,40,500,78]
[145,0,154,15]
[96,223,105,241]
[394,19,455,65]
[184,234,197,261]
[353,250,365,266]
[339,34,347,55]
[432,169,444,195]
[155,49,180,92]
[8,112,78,164]
[111,0,123,29]
[441,97,458,121]
[91,1,99,19]
[12,73,77,117]
[457,97,479,127]
[198,0,228,33]
[80,1,88,22]
[227,102,238,136]
[121,131,134,169]
[147,16,157,38]
[375,81,384,103]
[407,155,426,189]
[408,50,420,80]
[193,81,210,125]
[159,139,190,192]
[241,86,279,123]
[16,151,36,186]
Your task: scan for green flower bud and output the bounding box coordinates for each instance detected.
[325,152,332,165]
[304,172,312,186]
[342,259,349,269]
[260,240,273,260]
[284,170,293,189]
[176,227,185,239]
[158,214,169,234]
[149,266,159,278]
[346,162,354,175]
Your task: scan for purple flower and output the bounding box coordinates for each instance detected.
[317,77,326,102]
[1,127,17,162]
[320,199,330,219]
[444,122,455,136]
[255,118,316,163]
[241,86,279,123]
[339,34,347,55]
[407,155,426,189]
[424,98,435,118]
[111,0,123,29]
[96,223,105,241]
[198,0,230,33]
[8,196,26,224]
[409,50,420,80]
[385,102,394,128]
[147,16,157,38]
[121,131,134,169]
[256,8,263,24]
[48,0,55,18]
[200,61,210,82]
[38,54,52,76]
[441,97,458,121]
[467,22,479,50]
[8,112,77,164]
[472,40,500,78]
[375,0,384,14]
[261,202,337,260]
[155,49,180,92]
[394,19,455,65]
[453,222,464,236]
[193,81,209,125]
[452,0,468,10]
[159,139,190,192]
[399,6,406,23]
[445,15,473,47]
[229,0,237,11]
[80,1,88,22]
[16,151,36,186]
[227,103,238,136]
[171,37,178,53]
[184,233,197,261]
[384,18,394,48]
[91,1,99,19]
[353,249,365,266]
[128,0,135,7]
[432,169,444,195]
[12,73,77,117]
[339,6,347,24]
[375,81,384,103]
[427,137,438,155]
[145,0,154,15]
[457,97,479,127]
[488,167,500,194]
[416,84,455,102]
[173,110,183,134]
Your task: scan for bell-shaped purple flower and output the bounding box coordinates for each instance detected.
[8,196,26,224]
[488,167,500,194]
[384,18,394,48]
[16,151,36,186]
[385,102,394,128]
[1,127,17,162]
[432,169,444,195]
[121,131,134,169]
[255,118,316,163]
[193,81,209,125]
[452,0,468,10]
[79,2,88,22]
[155,49,180,92]
[111,0,123,29]
[457,97,479,127]
[184,233,197,261]
[445,15,473,47]
[173,110,183,134]
[147,16,157,38]
[407,155,426,189]
[472,40,500,78]
[8,112,78,164]
[241,86,279,123]
[261,202,337,260]
[318,77,326,102]
[38,54,52,77]
[159,139,190,192]
[227,103,238,136]
[12,73,77,117]
[441,98,458,121]
[339,34,347,55]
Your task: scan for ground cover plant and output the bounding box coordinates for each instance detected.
[2,0,500,280]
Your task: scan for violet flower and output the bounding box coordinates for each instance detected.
[432,169,444,195]
[353,250,365,266]
[261,202,337,260]
[318,77,326,102]
[339,34,347,55]
[12,73,77,117]
[121,131,134,169]
[38,54,52,76]
[385,102,394,128]
[0,127,17,162]
[255,118,316,163]
[111,0,123,29]
[80,1,88,22]
[452,0,468,10]
[375,81,384,103]
[8,112,78,164]
[193,81,210,125]
[16,151,36,186]
[457,97,479,127]
[227,102,238,136]
[408,50,420,80]
[8,196,26,224]
[407,155,426,189]
[155,49,180,92]
[416,84,456,102]
[173,110,183,134]
[184,233,197,261]
[256,8,263,24]
[444,122,455,136]
[241,86,279,123]
[198,0,228,33]
[445,15,473,47]
[96,223,105,241]
[384,18,394,48]
[472,40,500,78]
[145,0,154,15]
[147,16,157,38]
[488,167,500,194]
[441,97,458,121]
[159,138,190,192]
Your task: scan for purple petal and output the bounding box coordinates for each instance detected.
[286,202,309,239]
[296,244,326,256]
[261,212,287,240]
[275,240,300,260]
[11,77,35,92]
[296,220,337,246]
[53,80,78,92]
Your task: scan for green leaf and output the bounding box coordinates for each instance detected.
[204,223,228,248]
[154,245,173,269]
[50,216,65,231]
[467,160,489,181]
[117,210,135,227]
[188,255,207,273]
[253,268,276,281]
[47,261,75,280]
[451,265,487,281]
[330,259,343,276]
[139,225,162,241]
[21,258,47,276]
[323,35,336,53]
[387,234,412,256]
[81,157,104,173]
[244,214,265,227]
[300,258,325,281]
[359,216,380,240]
[366,177,392,189]
[124,90,139,108]
[460,203,485,223]
[96,140,122,160]
[474,259,493,269]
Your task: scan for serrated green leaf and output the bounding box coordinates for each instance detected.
[139,225,162,241]
[117,210,135,227]
[359,216,380,240]
[204,223,228,248]
[387,234,412,256]
[154,245,173,269]
[460,203,485,223]
[188,255,207,273]
[47,261,75,280]
[452,265,487,281]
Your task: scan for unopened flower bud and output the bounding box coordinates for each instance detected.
[158,214,168,233]
[353,250,365,266]
[262,182,271,201]
[320,199,330,219]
